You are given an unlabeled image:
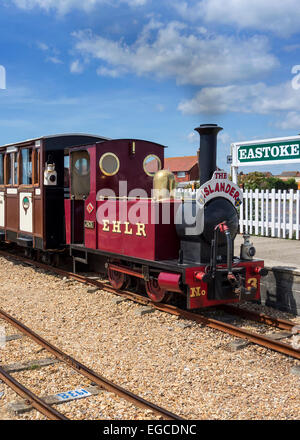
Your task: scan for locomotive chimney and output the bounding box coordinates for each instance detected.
[194,123,223,186]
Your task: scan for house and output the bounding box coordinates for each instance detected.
[276,171,300,189]
[163,156,199,183]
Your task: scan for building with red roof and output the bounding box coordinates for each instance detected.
[163,155,199,183]
[276,171,300,189]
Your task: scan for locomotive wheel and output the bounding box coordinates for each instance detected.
[108,268,127,290]
[145,278,171,303]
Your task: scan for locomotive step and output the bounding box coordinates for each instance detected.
[71,248,89,273]
[70,248,88,264]
[73,256,88,264]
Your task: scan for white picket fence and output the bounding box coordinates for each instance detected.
[176,188,300,240]
[239,189,300,240]
[175,188,197,198]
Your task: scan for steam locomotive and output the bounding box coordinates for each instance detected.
[0,124,267,309]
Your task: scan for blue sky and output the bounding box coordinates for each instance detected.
[0,0,300,174]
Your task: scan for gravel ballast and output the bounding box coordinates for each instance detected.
[0,256,299,420]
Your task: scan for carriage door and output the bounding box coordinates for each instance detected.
[0,192,4,228]
[19,148,33,233]
[19,193,33,233]
[0,152,4,228]
[70,150,90,243]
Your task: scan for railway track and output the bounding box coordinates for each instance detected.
[0,307,184,420]
[0,248,299,365]
[0,365,68,420]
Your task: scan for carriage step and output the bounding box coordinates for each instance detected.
[17,236,33,248]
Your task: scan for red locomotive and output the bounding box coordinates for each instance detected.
[0,124,267,308]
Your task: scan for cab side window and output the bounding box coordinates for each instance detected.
[70,150,90,200]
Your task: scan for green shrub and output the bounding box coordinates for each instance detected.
[238,172,298,190]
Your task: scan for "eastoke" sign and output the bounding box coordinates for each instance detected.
[238,141,300,164]
[232,135,300,168]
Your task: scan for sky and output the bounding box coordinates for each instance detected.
[0,0,300,174]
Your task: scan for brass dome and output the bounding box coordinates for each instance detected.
[153,169,176,200]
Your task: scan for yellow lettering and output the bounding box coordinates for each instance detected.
[247,278,258,289]
[102,220,147,236]
[190,287,202,297]
[201,289,206,296]
[124,221,133,235]
[190,288,196,298]
[136,223,146,237]
[103,220,110,231]
[112,221,122,233]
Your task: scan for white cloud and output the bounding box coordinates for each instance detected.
[187,132,197,144]
[70,60,84,73]
[203,0,300,37]
[37,42,49,51]
[96,66,122,78]
[275,112,300,130]
[178,81,300,115]
[283,44,300,52]
[218,131,232,146]
[47,56,63,64]
[72,21,278,86]
[36,40,63,65]
[174,0,300,36]
[13,0,147,14]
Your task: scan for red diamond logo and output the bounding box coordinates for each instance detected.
[87,202,94,214]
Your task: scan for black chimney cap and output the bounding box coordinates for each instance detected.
[194,123,223,135]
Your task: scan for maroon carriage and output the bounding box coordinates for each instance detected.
[0,133,106,256]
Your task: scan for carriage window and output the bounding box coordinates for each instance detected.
[13,153,18,185]
[0,154,4,185]
[33,149,40,185]
[20,148,33,185]
[143,154,162,177]
[5,152,18,185]
[6,154,11,184]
